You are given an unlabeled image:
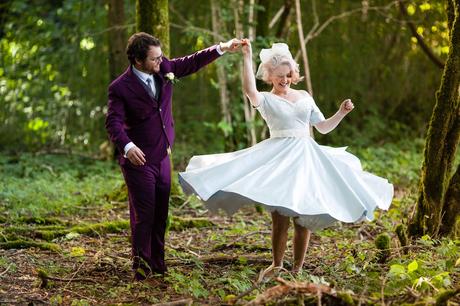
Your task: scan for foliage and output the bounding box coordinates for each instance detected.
[0,0,451,156]
[0,144,458,304]
[0,0,124,151]
[0,153,123,219]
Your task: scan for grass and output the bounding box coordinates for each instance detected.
[0,153,123,219]
[0,140,459,305]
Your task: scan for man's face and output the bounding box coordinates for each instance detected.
[136,46,162,74]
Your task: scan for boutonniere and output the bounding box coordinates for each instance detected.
[165,72,179,84]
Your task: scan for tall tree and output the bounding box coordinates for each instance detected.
[275,0,294,39]
[108,0,127,81]
[211,0,233,149]
[234,0,257,146]
[256,0,271,39]
[408,0,460,237]
[295,0,313,95]
[136,0,170,57]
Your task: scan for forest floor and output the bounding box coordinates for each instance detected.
[0,141,459,305]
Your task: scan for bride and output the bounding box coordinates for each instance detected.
[179,39,393,274]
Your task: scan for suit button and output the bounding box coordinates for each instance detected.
[163,125,166,129]
[159,108,162,112]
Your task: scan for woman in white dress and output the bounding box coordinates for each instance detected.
[179,40,393,274]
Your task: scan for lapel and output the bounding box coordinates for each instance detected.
[122,67,159,107]
[154,73,164,103]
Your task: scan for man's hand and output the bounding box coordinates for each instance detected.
[339,99,354,116]
[220,38,242,53]
[126,146,146,166]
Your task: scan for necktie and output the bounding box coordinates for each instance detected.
[146,77,156,98]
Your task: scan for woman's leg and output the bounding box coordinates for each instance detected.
[293,220,311,272]
[271,211,290,268]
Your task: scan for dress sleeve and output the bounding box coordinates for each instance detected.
[254,92,268,119]
[310,98,326,125]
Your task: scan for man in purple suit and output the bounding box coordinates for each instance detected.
[105,32,240,281]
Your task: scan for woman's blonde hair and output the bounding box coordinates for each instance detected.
[257,55,303,85]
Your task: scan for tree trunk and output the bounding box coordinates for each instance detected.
[234,0,257,146]
[0,2,11,39]
[256,0,271,39]
[108,0,127,81]
[408,0,460,237]
[440,164,460,236]
[294,0,313,95]
[136,0,170,57]
[211,0,234,149]
[275,0,294,39]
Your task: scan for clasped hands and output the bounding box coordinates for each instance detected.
[219,38,251,53]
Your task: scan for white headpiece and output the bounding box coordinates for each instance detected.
[256,43,295,80]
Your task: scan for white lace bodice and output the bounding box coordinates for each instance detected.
[256,92,326,138]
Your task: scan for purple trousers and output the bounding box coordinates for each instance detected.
[121,154,171,279]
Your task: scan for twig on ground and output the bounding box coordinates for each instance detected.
[405,286,420,299]
[357,283,368,306]
[177,197,191,210]
[152,298,193,306]
[228,230,271,246]
[41,273,97,283]
[317,285,322,306]
[0,263,13,277]
[62,288,98,303]
[232,282,261,304]
[380,275,388,306]
[245,277,333,306]
[63,256,89,290]
[167,254,272,266]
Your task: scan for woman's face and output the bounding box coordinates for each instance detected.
[270,64,292,92]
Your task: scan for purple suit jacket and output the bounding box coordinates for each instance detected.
[106,45,221,165]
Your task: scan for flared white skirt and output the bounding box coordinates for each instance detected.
[178,137,393,231]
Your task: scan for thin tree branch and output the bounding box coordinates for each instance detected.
[295,0,313,94]
[294,1,400,61]
[269,5,285,29]
[398,0,445,68]
[169,4,227,42]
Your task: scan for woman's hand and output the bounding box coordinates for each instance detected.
[220,38,242,53]
[339,99,354,116]
[241,38,252,57]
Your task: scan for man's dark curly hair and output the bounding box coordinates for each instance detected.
[126,32,161,65]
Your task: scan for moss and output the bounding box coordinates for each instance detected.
[0,239,60,252]
[35,229,68,241]
[37,268,49,288]
[435,288,460,306]
[336,292,355,306]
[135,0,169,57]
[440,165,460,236]
[395,224,408,251]
[409,0,460,238]
[105,184,128,202]
[213,242,270,252]
[4,220,129,242]
[66,220,129,237]
[17,216,64,225]
[255,204,264,214]
[4,225,66,240]
[375,233,391,263]
[168,216,215,231]
[170,171,184,198]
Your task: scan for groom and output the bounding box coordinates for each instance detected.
[105,32,240,280]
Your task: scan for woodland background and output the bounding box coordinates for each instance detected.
[0,0,459,305]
